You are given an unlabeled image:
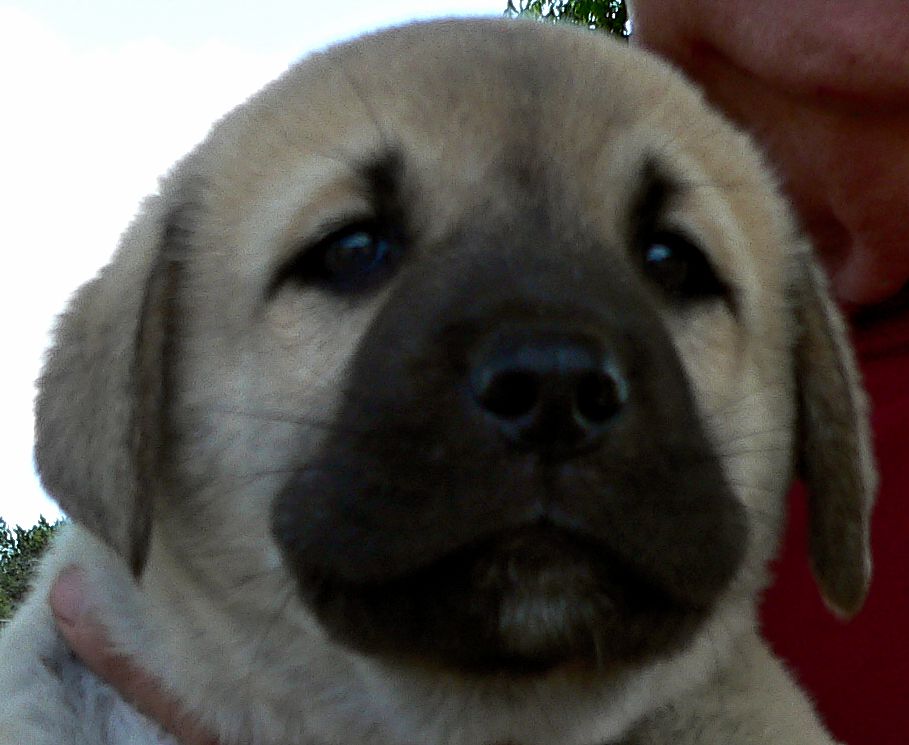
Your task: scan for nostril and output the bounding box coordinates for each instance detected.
[576,370,626,425]
[475,370,539,420]
[468,328,628,458]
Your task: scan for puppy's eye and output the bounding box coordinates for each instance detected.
[320,227,391,281]
[283,221,403,293]
[640,231,727,301]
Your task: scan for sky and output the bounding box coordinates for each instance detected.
[0,0,505,528]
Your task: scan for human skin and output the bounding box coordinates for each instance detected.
[630,0,909,310]
[50,567,219,745]
[48,4,909,742]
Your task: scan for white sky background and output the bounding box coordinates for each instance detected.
[0,0,505,528]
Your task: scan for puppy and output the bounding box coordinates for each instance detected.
[0,18,874,745]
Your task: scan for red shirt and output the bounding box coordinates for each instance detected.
[762,309,909,744]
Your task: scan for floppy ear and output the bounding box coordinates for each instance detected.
[794,255,877,618]
[34,191,180,575]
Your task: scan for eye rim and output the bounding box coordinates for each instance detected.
[638,229,731,304]
[273,218,405,296]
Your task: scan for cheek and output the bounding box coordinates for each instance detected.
[701,340,797,591]
[164,297,385,566]
[666,310,742,408]
[267,287,389,388]
[669,310,796,515]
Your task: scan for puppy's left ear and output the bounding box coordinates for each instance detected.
[794,255,877,618]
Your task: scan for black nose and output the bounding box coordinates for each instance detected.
[470,330,627,458]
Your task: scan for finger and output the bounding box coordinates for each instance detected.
[50,566,220,745]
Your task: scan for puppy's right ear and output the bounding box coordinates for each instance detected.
[34,191,184,574]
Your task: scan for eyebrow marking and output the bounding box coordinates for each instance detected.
[357,146,406,224]
[627,157,678,245]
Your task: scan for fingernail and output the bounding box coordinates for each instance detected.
[50,566,89,626]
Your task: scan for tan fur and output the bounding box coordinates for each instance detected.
[0,19,873,745]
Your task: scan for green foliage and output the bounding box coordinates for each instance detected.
[0,516,61,620]
[505,0,629,37]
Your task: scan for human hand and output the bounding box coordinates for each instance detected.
[50,566,221,745]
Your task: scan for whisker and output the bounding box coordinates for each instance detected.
[713,427,792,448]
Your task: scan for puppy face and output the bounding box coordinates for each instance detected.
[169,19,784,669]
[35,18,874,745]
